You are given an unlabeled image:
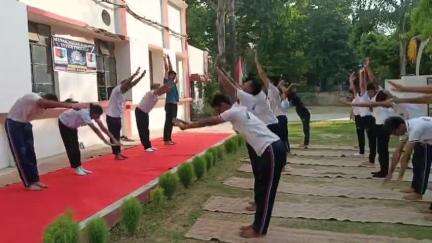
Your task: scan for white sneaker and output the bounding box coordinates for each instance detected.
[75,167,87,176]
[81,167,92,174]
[145,147,156,152]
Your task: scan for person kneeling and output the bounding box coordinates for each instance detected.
[174,94,287,238]
[59,104,121,176]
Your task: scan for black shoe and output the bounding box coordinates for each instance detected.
[373,172,387,178]
[371,171,380,175]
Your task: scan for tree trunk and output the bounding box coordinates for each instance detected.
[216,0,226,66]
[226,0,236,77]
[416,38,430,76]
[400,39,407,76]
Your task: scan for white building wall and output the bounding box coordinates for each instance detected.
[188,45,205,74]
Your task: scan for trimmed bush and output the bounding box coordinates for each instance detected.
[204,152,214,171]
[150,187,167,207]
[86,218,109,243]
[216,146,225,160]
[177,163,194,188]
[224,139,237,154]
[208,148,218,165]
[159,172,179,200]
[236,136,244,147]
[44,212,79,243]
[192,157,206,180]
[121,198,142,235]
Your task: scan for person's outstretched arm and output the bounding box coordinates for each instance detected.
[393,95,432,104]
[94,119,122,146]
[389,81,432,94]
[37,99,87,110]
[398,142,414,180]
[154,82,174,96]
[364,58,375,82]
[351,100,392,108]
[174,116,224,130]
[88,122,119,146]
[121,69,146,93]
[216,67,238,99]
[359,69,367,96]
[386,139,407,181]
[254,52,270,91]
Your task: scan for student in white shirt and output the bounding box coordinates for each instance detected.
[347,72,366,156]
[268,79,291,152]
[174,94,286,238]
[135,83,173,152]
[352,90,397,177]
[59,104,121,176]
[385,116,432,201]
[5,93,84,191]
[106,68,146,160]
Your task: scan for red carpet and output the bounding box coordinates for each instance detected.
[0,132,230,243]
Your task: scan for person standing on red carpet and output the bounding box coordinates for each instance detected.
[163,54,179,145]
[174,94,286,239]
[59,104,121,176]
[5,94,85,191]
[106,67,146,160]
[135,82,173,152]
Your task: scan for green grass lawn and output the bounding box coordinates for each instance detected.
[110,121,432,242]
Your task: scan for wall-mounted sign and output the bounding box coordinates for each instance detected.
[52,36,96,73]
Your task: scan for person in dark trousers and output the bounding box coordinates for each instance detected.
[348,73,366,156]
[385,116,432,201]
[163,54,179,145]
[285,86,311,149]
[174,94,286,239]
[136,82,173,152]
[5,93,84,190]
[106,67,146,160]
[58,104,121,176]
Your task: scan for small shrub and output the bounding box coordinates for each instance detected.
[121,198,142,235]
[177,163,194,188]
[216,146,225,160]
[208,148,218,165]
[236,136,244,147]
[224,139,237,154]
[159,172,179,199]
[44,212,79,243]
[204,152,214,171]
[86,218,109,243]
[150,187,167,207]
[192,157,206,180]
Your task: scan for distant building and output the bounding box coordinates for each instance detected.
[0,0,209,169]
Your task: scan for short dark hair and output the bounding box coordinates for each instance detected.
[211,93,232,108]
[375,90,388,102]
[366,83,377,91]
[168,70,177,76]
[41,93,59,101]
[64,98,78,103]
[384,116,405,133]
[89,103,104,116]
[250,79,263,96]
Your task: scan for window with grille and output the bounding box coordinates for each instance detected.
[95,40,117,101]
[28,22,55,95]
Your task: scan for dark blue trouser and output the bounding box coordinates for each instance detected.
[4,119,39,187]
[135,108,152,149]
[277,115,290,153]
[252,140,286,235]
[106,115,122,155]
[411,143,432,194]
[354,115,365,154]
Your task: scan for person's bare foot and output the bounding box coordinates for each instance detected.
[240,225,253,230]
[239,226,262,238]
[245,202,256,211]
[400,187,414,193]
[115,154,126,160]
[164,141,176,145]
[403,192,422,201]
[35,182,48,188]
[26,184,43,191]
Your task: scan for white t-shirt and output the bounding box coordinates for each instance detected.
[236,89,278,125]
[107,85,124,118]
[358,93,372,117]
[59,109,93,129]
[137,91,158,113]
[352,95,361,116]
[220,104,279,156]
[373,106,397,125]
[7,93,43,123]
[268,83,286,117]
[407,117,432,145]
[397,103,424,119]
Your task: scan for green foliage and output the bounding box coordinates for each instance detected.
[203,152,214,171]
[224,139,237,154]
[216,146,225,160]
[44,212,79,243]
[192,157,206,180]
[159,172,179,200]
[207,148,218,165]
[150,187,167,208]
[121,198,142,235]
[411,0,432,38]
[177,163,194,188]
[86,218,109,243]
